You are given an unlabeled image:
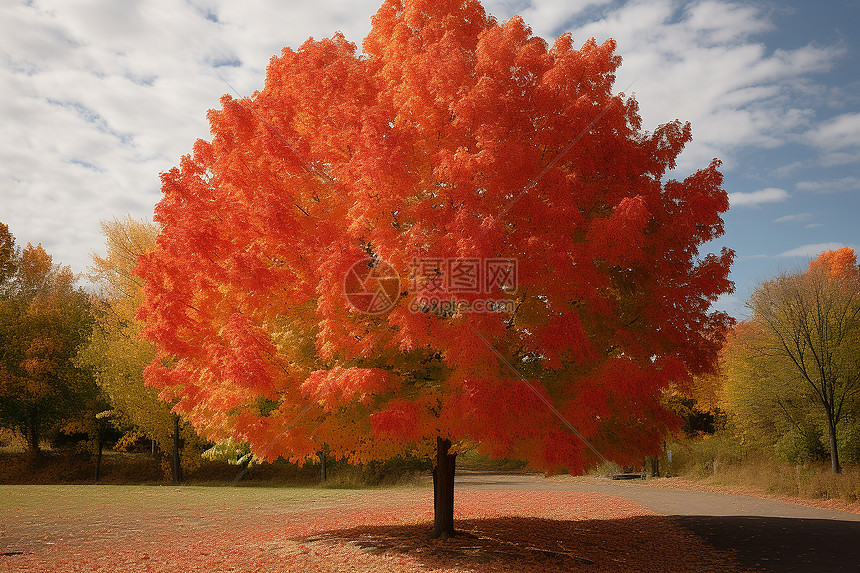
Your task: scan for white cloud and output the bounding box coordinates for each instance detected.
[796,176,860,194]
[517,0,612,33]
[567,0,842,172]
[770,161,806,178]
[728,187,788,207]
[0,0,381,276]
[772,213,812,224]
[778,242,850,258]
[683,1,771,40]
[0,0,853,286]
[805,112,860,166]
[807,112,860,149]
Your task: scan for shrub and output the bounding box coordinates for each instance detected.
[774,424,829,465]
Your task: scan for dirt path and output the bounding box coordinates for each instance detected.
[456,473,860,573]
[456,472,860,520]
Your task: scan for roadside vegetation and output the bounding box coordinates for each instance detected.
[663,430,860,504]
[0,429,429,487]
[629,248,860,505]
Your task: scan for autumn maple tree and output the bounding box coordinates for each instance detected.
[137,0,733,537]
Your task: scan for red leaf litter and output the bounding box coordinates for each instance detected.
[1,488,748,572]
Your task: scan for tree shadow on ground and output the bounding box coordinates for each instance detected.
[675,515,860,573]
[303,516,747,573]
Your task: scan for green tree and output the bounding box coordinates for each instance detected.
[58,381,116,482]
[0,222,17,288]
[0,224,95,455]
[723,321,815,459]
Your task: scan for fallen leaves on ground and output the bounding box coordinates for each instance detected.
[0,488,748,572]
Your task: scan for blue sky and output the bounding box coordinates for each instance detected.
[1,0,858,319]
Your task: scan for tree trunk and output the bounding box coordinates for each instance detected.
[647,455,660,478]
[827,418,841,474]
[320,445,328,483]
[171,414,183,483]
[25,407,41,457]
[94,432,105,483]
[26,424,40,456]
[431,437,456,539]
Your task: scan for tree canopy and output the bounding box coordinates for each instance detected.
[137,0,734,535]
[0,222,95,453]
[80,216,201,482]
[727,248,860,472]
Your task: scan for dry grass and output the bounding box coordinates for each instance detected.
[666,435,860,505]
[703,459,860,503]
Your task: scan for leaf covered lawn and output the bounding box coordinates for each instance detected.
[0,486,747,572]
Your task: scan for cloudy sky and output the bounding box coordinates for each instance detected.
[1,0,858,318]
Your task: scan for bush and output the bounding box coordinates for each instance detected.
[774,424,829,465]
[838,415,860,464]
[665,430,749,478]
[457,449,528,472]
[0,451,163,484]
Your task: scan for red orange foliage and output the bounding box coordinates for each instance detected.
[137,0,733,473]
[809,247,858,280]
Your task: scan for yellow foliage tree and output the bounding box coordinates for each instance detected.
[725,249,860,472]
[79,216,202,482]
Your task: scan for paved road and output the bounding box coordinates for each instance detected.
[457,472,860,572]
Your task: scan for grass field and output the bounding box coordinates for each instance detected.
[0,482,747,572]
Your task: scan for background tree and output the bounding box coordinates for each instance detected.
[137,0,734,537]
[663,394,721,438]
[733,248,860,473]
[0,223,17,289]
[722,320,824,463]
[687,372,725,413]
[58,383,116,482]
[79,216,201,482]
[0,225,95,455]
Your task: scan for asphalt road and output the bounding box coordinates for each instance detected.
[456,473,860,573]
